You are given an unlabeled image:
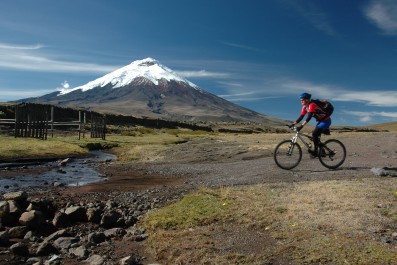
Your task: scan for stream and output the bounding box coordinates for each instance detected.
[0,150,116,193]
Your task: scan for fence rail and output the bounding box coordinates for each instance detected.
[0,119,16,124]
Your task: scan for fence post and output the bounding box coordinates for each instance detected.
[102,115,106,140]
[44,107,48,140]
[51,106,54,138]
[14,105,18,137]
[83,112,86,139]
[78,110,81,140]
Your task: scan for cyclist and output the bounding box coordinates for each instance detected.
[291,92,331,157]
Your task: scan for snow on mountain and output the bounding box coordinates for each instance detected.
[58,58,199,95]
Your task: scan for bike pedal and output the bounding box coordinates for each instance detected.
[308,149,317,157]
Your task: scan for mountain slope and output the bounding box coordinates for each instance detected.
[24,58,286,125]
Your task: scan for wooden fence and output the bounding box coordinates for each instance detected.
[0,103,106,140]
[15,103,49,139]
[90,113,106,140]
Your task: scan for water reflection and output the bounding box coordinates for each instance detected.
[0,150,116,193]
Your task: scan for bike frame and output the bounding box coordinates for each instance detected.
[289,128,312,154]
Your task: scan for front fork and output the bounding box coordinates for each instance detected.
[287,134,299,155]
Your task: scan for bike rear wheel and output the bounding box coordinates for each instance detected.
[274,140,302,170]
[318,139,346,169]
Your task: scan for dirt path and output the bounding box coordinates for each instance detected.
[78,132,397,194]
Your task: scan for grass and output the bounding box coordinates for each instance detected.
[106,129,212,162]
[144,188,229,231]
[0,136,86,160]
[141,178,397,264]
[0,128,211,161]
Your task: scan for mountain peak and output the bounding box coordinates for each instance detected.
[136,57,158,66]
[24,58,287,125]
[58,58,198,95]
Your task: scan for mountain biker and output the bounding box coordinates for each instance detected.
[291,92,331,157]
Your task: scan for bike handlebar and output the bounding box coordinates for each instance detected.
[285,124,297,131]
[285,124,314,140]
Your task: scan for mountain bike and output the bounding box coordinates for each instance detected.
[274,125,346,170]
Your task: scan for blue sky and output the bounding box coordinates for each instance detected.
[1,0,397,126]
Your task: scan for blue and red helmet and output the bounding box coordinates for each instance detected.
[299,92,311,100]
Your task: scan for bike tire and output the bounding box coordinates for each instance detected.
[274,140,302,170]
[318,139,346,169]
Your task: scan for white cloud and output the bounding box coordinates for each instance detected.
[348,110,397,123]
[364,0,397,35]
[218,91,256,100]
[0,88,57,101]
[0,42,119,74]
[61,81,70,89]
[360,115,373,123]
[222,96,281,102]
[221,42,265,53]
[281,80,397,107]
[198,74,397,108]
[176,70,229,78]
[335,91,397,107]
[0,43,45,50]
[216,81,244,88]
[288,1,337,36]
[280,80,335,99]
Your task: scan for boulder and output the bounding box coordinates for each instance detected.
[119,256,138,265]
[57,158,70,167]
[69,245,89,259]
[3,191,28,202]
[44,229,69,242]
[100,210,121,228]
[371,167,397,177]
[53,236,78,251]
[35,240,58,256]
[0,201,9,217]
[10,242,30,256]
[19,210,45,228]
[85,254,104,265]
[104,227,126,239]
[7,226,29,239]
[8,200,22,214]
[52,211,70,228]
[65,206,87,222]
[87,232,107,245]
[86,208,102,224]
[0,231,9,246]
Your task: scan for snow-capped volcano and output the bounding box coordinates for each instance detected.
[23,58,286,125]
[59,58,199,95]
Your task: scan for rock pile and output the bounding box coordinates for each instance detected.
[0,189,170,264]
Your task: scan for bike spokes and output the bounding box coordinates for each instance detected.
[274,140,302,170]
[318,139,346,169]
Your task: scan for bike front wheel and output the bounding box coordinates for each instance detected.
[274,140,302,170]
[318,139,346,169]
